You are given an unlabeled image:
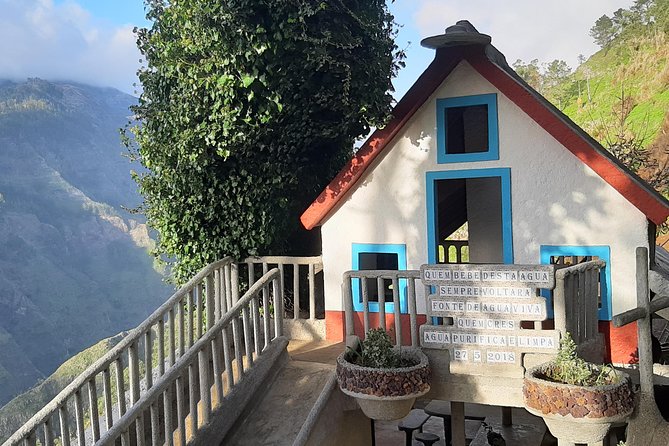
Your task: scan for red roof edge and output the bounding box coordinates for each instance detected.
[301,46,669,230]
[300,48,466,230]
[465,53,669,225]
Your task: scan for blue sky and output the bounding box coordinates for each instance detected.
[1,0,632,96]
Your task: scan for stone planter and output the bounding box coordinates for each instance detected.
[523,363,634,444]
[336,346,430,420]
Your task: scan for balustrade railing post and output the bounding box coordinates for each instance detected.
[293,263,300,319]
[377,276,386,331]
[188,363,198,434]
[168,307,176,365]
[232,317,244,377]
[88,378,100,442]
[343,275,354,340]
[102,368,113,430]
[247,261,255,290]
[361,277,370,332]
[224,263,232,313]
[129,342,141,405]
[273,275,284,337]
[214,269,221,322]
[144,331,153,389]
[175,374,186,446]
[408,278,418,347]
[150,404,160,446]
[187,291,194,348]
[392,276,402,345]
[198,346,211,424]
[587,267,599,339]
[309,263,316,320]
[553,273,567,334]
[58,405,70,446]
[43,418,54,446]
[206,273,215,329]
[222,324,234,386]
[196,284,203,340]
[212,335,224,402]
[74,390,85,446]
[157,319,165,377]
[163,388,173,446]
[252,297,262,356]
[262,283,271,349]
[231,262,240,305]
[114,357,127,417]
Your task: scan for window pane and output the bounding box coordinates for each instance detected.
[446,104,488,153]
[358,252,398,302]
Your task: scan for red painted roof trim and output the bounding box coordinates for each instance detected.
[465,53,669,225]
[301,47,669,229]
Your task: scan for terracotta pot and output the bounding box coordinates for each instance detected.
[523,363,634,444]
[336,347,430,420]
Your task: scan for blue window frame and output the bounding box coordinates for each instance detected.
[436,93,499,164]
[351,243,407,313]
[540,245,612,321]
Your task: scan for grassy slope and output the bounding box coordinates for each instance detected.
[557,32,669,152]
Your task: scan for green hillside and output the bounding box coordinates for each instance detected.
[562,32,669,149]
[515,0,669,200]
[0,79,173,408]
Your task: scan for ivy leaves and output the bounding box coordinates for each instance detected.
[129,0,403,283]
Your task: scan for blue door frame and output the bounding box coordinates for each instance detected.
[425,168,513,264]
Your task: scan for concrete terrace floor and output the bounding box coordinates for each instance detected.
[283,340,566,446]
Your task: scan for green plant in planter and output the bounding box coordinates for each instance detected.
[523,331,635,445]
[345,328,416,368]
[337,327,430,421]
[544,332,618,386]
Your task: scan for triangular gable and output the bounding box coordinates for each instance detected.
[300,44,669,230]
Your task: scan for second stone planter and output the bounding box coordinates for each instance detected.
[523,363,635,444]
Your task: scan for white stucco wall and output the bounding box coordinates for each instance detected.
[320,61,649,318]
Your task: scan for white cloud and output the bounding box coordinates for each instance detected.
[413,0,632,69]
[0,0,140,94]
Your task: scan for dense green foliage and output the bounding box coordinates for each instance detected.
[590,0,669,49]
[129,0,404,283]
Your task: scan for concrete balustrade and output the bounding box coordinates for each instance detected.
[96,267,284,445]
[553,260,605,347]
[3,257,268,446]
[244,256,323,321]
[342,269,426,347]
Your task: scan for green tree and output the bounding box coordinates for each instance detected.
[127,0,404,283]
[512,58,542,91]
[590,14,617,48]
[543,59,571,89]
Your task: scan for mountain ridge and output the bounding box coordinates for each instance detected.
[0,78,172,408]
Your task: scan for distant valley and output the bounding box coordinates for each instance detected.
[0,78,172,409]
